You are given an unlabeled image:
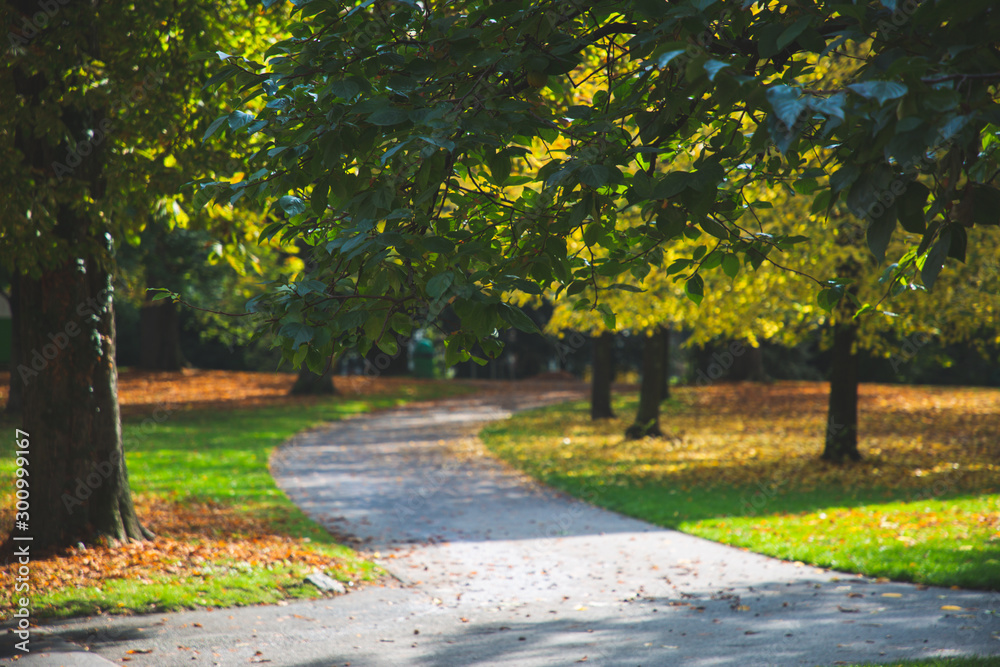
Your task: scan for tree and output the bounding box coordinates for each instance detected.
[1,0,281,551]
[590,331,615,419]
[197,1,1000,403]
[625,327,668,439]
[2,272,23,413]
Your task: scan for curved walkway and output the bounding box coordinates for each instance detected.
[8,384,999,666]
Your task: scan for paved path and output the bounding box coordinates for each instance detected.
[4,384,999,666]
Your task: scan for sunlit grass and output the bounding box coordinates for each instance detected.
[480,383,1000,590]
[842,659,1000,667]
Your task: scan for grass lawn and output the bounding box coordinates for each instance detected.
[480,382,1000,590]
[0,374,471,619]
[844,660,1000,667]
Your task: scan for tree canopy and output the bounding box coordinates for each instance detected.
[1,0,285,551]
[197,0,1000,369]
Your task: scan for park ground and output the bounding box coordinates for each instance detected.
[0,373,998,667]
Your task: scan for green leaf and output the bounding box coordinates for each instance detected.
[921,226,952,289]
[653,172,690,199]
[280,322,314,348]
[721,254,740,278]
[279,195,306,216]
[444,339,471,366]
[848,81,908,105]
[368,108,409,126]
[597,303,616,330]
[228,110,255,131]
[656,49,687,68]
[684,274,704,305]
[766,85,807,129]
[608,283,644,292]
[897,181,929,234]
[312,181,329,214]
[703,59,730,81]
[866,204,896,263]
[830,164,859,194]
[699,217,730,240]
[488,152,511,186]
[329,80,360,99]
[498,302,540,333]
[149,289,175,302]
[816,287,843,312]
[578,164,610,189]
[202,115,228,143]
[376,335,398,356]
[776,15,811,51]
[426,271,454,299]
[292,343,309,368]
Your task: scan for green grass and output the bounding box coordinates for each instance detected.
[840,660,1000,667]
[480,389,1000,590]
[37,563,335,619]
[1,379,471,618]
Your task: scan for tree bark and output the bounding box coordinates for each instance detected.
[660,326,671,401]
[138,300,187,370]
[16,234,152,553]
[743,344,769,382]
[5,275,24,414]
[590,331,615,419]
[289,356,337,395]
[822,320,862,463]
[626,329,665,439]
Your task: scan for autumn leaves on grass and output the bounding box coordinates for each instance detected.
[481,381,1000,589]
[0,497,372,618]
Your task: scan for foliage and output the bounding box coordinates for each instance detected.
[480,384,1000,589]
[0,1,284,273]
[0,372,470,618]
[195,0,1000,368]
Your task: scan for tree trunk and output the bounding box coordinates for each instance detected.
[590,331,615,419]
[138,300,187,370]
[743,344,769,382]
[5,275,24,413]
[15,236,152,553]
[4,1,150,554]
[822,320,861,463]
[290,356,337,395]
[660,326,671,401]
[626,329,665,439]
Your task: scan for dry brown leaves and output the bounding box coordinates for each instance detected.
[0,495,350,611]
[582,381,1000,495]
[0,368,436,419]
